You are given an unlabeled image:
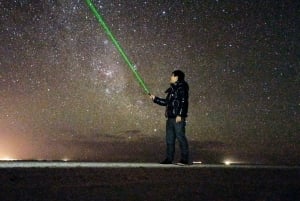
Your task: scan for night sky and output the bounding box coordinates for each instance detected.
[0,0,299,164]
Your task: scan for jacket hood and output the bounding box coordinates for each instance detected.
[178,80,189,91]
[165,80,189,93]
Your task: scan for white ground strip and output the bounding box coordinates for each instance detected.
[0,162,298,169]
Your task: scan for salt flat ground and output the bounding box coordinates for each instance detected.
[0,161,298,168]
[0,162,299,201]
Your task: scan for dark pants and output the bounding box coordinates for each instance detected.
[165,118,189,162]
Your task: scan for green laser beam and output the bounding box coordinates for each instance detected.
[85,0,150,94]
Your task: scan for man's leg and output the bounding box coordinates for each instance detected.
[164,118,176,163]
[175,120,189,163]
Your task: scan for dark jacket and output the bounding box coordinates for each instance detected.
[153,81,189,118]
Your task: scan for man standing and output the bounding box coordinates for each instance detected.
[150,70,190,165]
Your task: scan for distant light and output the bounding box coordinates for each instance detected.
[224,160,232,165]
[193,161,202,164]
[0,157,17,161]
[62,158,70,162]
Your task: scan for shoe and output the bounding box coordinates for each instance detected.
[160,159,172,164]
[178,159,189,165]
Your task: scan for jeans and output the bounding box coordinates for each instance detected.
[165,118,189,162]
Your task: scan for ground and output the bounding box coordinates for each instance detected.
[0,162,299,201]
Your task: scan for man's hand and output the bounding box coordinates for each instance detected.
[176,116,182,123]
[149,94,155,100]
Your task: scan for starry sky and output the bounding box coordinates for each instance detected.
[0,0,299,164]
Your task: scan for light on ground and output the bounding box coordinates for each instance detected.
[224,160,232,165]
[0,157,17,161]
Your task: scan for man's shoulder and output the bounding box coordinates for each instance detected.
[178,81,189,91]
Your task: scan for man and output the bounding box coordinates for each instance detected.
[150,70,190,165]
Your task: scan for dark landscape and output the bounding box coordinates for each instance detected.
[0,164,299,201]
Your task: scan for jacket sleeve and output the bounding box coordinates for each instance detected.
[177,86,188,117]
[153,96,167,106]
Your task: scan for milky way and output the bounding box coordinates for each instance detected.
[0,0,299,164]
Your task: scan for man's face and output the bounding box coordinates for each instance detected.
[170,74,178,84]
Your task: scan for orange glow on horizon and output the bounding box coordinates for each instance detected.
[0,157,18,161]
